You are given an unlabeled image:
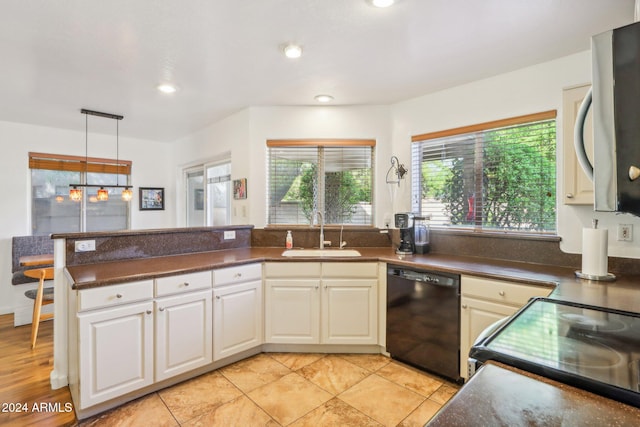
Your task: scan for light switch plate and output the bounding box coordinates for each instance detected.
[223,230,236,240]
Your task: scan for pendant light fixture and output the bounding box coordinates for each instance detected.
[96,187,109,201]
[69,186,82,202]
[69,109,133,202]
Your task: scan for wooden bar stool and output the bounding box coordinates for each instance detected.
[23,267,54,349]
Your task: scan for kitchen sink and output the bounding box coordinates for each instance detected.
[281,249,361,257]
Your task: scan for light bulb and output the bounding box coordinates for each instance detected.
[157,84,177,94]
[283,44,303,59]
[314,94,334,103]
[69,187,82,202]
[371,0,395,7]
[121,188,133,202]
[97,187,109,201]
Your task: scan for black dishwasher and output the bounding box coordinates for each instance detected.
[386,265,461,383]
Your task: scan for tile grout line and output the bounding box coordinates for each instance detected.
[154,392,181,426]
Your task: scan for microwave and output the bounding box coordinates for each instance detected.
[576,20,640,216]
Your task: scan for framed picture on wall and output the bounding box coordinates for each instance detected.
[139,187,165,210]
[233,178,247,200]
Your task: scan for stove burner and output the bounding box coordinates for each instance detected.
[555,336,623,369]
[470,298,640,408]
[560,313,628,332]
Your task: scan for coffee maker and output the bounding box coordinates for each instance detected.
[395,213,415,255]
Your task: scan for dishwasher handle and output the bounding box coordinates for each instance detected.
[389,268,459,288]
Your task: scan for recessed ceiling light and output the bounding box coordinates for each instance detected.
[157,84,177,94]
[283,44,303,59]
[369,0,395,7]
[314,94,334,103]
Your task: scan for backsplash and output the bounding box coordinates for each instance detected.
[56,225,640,275]
[428,230,640,276]
[58,226,252,266]
[255,227,640,275]
[252,227,392,249]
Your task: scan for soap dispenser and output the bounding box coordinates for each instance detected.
[285,230,293,249]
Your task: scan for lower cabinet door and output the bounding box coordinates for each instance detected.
[78,301,154,408]
[460,296,519,379]
[322,279,378,344]
[213,280,263,361]
[265,279,320,344]
[155,290,213,382]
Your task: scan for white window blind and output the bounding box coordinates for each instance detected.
[411,111,557,233]
[29,152,131,234]
[267,140,375,226]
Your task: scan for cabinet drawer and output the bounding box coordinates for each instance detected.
[78,280,154,312]
[264,262,321,278]
[213,263,262,287]
[321,262,378,278]
[155,271,212,297]
[461,275,552,306]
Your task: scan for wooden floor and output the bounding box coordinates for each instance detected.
[0,314,77,426]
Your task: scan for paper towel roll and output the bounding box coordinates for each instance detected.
[581,227,608,276]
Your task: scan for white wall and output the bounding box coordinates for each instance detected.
[5,49,640,316]
[173,105,393,229]
[0,120,173,315]
[171,109,251,226]
[391,50,640,259]
[248,106,392,228]
[172,52,640,259]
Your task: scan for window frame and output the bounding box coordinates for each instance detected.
[29,152,132,234]
[183,158,232,227]
[266,139,376,227]
[410,110,557,235]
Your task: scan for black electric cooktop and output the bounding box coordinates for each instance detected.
[470,298,640,408]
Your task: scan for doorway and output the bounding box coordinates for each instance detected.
[185,160,231,227]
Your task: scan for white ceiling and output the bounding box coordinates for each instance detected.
[0,0,635,142]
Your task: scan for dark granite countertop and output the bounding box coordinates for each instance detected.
[427,361,640,427]
[63,245,640,421]
[65,246,640,313]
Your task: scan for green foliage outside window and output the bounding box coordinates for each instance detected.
[294,164,371,224]
[419,120,556,232]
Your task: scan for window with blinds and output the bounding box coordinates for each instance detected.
[29,152,132,235]
[411,111,557,233]
[267,140,375,226]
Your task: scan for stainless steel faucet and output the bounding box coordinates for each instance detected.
[314,211,330,249]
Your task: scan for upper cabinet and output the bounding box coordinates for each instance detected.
[562,83,594,205]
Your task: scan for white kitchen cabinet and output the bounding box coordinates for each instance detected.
[77,300,154,408]
[264,262,378,345]
[71,272,213,412]
[459,275,552,379]
[155,289,213,381]
[155,270,213,296]
[264,262,321,344]
[213,263,263,360]
[321,262,378,345]
[321,279,377,344]
[265,278,321,343]
[563,83,594,205]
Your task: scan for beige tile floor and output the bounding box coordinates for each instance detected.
[79,353,459,427]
